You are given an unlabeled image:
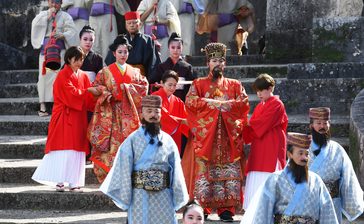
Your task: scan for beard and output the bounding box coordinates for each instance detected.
[141,118,161,138]
[288,159,309,184]
[212,65,223,81]
[311,128,330,148]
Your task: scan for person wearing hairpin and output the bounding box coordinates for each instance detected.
[149,32,196,102]
[31,0,78,117]
[100,95,189,224]
[87,34,149,183]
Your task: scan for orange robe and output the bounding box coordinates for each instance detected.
[152,88,188,153]
[45,64,94,154]
[182,73,249,211]
[88,63,148,183]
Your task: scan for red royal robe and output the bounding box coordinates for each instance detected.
[244,95,288,173]
[45,64,95,154]
[152,88,188,152]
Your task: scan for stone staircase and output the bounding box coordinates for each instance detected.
[0,55,363,223]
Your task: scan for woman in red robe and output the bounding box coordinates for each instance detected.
[32,46,95,192]
[152,70,188,153]
[87,35,148,183]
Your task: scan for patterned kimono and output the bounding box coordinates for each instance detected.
[241,168,339,224]
[182,74,249,210]
[100,127,189,224]
[309,140,364,223]
[88,63,148,183]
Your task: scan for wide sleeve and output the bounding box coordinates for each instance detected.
[223,81,249,121]
[31,11,48,49]
[249,98,286,139]
[241,176,276,224]
[168,141,189,210]
[114,0,131,15]
[339,146,364,221]
[60,12,78,47]
[318,178,340,224]
[99,137,134,210]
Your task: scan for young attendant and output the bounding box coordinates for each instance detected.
[78,25,103,84]
[182,199,205,224]
[151,70,189,154]
[32,46,95,192]
[243,73,288,210]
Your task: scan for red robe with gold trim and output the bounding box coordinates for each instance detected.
[45,64,94,154]
[88,63,148,183]
[152,88,188,153]
[182,73,249,210]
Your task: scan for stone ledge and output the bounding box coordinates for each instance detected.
[350,89,364,189]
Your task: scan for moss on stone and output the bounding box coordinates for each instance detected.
[312,46,344,62]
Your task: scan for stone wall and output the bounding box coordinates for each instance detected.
[350,89,364,188]
[0,0,46,70]
[265,0,363,62]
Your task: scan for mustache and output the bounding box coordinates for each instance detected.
[212,66,223,81]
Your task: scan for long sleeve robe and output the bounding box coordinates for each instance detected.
[244,95,288,173]
[182,74,249,209]
[152,88,188,153]
[241,168,339,224]
[100,127,189,224]
[45,64,94,154]
[309,140,364,223]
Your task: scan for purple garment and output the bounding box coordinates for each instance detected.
[67,7,89,20]
[218,13,237,27]
[40,37,65,55]
[144,24,169,39]
[90,2,115,16]
[179,2,194,14]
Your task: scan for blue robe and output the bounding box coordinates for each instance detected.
[241,167,339,224]
[309,140,364,223]
[100,126,189,224]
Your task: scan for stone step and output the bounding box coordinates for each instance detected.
[0,83,37,98]
[0,97,38,115]
[0,114,349,137]
[0,136,46,159]
[0,184,116,210]
[186,54,266,66]
[287,62,364,79]
[0,70,38,85]
[194,64,288,79]
[0,135,349,160]
[0,159,98,184]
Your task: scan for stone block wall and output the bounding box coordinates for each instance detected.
[350,89,364,188]
[0,0,45,70]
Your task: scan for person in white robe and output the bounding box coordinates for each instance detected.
[62,0,93,45]
[88,0,130,59]
[241,132,339,224]
[31,0,78,116]
[308,107,364,223]
[100,95,189,224]
[138,0,181,61]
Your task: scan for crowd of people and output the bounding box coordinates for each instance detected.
[30,0,364,223]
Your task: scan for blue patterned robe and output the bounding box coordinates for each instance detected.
[100,127,189,224]
[240,167,339,224]
[309,140,364,223]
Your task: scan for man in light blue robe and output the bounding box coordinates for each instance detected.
[308,107,364,223]
[100,95,189,224]
[241,132,338,224]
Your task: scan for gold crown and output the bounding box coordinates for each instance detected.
[203,43,227,60]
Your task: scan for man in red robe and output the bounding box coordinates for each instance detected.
[182,42,250,222]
